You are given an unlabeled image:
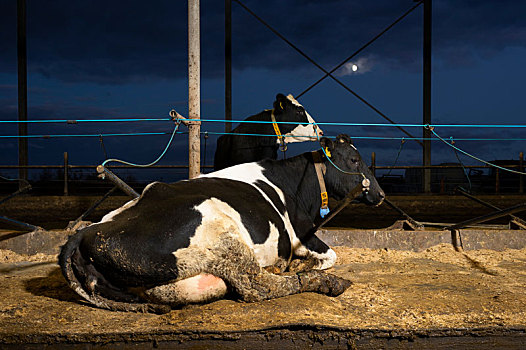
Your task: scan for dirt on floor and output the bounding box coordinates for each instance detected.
[1,244,526,344]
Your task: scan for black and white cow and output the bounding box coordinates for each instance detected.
[213,93,323,170]
[60,134,384,313]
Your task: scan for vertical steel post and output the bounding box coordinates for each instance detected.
[63,152,69,196]
[188,0,201,179]
[17,0,28,190]
[519,151,524,194]
[495,168,500,194]
[371,152,376,178]
[422,0,432,193]
[225,0,232,133]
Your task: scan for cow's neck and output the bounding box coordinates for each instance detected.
[264,110,296,135]
[262,153,322,233]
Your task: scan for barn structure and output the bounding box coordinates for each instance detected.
[1,0,526,348]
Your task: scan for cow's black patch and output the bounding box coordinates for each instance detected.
[253,180,286,215]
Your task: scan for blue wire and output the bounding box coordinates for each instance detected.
[2,117,526,128]
[429,126,526,175]
[0,118,171,123]
[1,130,526,142]
[0,132,175,138]
[101,123,181,168]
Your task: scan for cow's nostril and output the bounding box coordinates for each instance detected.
[318,130,324,136]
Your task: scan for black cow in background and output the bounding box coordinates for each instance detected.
[213,93,323,170]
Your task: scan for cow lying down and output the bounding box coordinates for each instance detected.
[60,134,384,313]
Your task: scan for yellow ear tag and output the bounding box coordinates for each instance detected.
[324,147,332,158]
[280,102,283,109]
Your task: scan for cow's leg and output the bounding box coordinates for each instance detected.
[140,246,229,306]
[142,234,349,305]
[290,234,337,272]
[140,273,228,306]
[205,235,350,302]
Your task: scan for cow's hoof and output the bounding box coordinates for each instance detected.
[298,271,352,296]
[263,265,282,274]
[323,273,352,296]
[288,258,317,273]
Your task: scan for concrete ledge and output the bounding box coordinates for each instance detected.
[318,227,526,252]
[0,229,69,255]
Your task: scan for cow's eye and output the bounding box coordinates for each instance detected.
[351,158,358,164]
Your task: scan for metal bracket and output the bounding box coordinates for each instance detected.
[170,110,200,126]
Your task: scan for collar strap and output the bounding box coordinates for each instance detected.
[312,151,329,218]
[270,109,287,152]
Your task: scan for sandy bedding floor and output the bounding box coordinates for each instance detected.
[1,244,526,343]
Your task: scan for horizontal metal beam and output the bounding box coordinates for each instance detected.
[455,187,526,228]
[446,202,526,231]
[0,215,41,233]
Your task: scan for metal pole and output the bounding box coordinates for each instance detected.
[520,151,524,194]
[422,0,432,193]
[371,152,376,178]
[495,168,500,194]
[188,0,201,179]
[67,186,118,230]
[96,165,140,198]
[63,152,69,196]
[17,0,28,190]
[455,186,526,228]
[225,0,232,133]
[0,216,41,234]
[384,198,424,229]
[447,203,526,231]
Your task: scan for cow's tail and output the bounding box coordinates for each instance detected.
[59,230,171,314]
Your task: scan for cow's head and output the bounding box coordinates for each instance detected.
[320,134,385,206]
[273,93,323,143]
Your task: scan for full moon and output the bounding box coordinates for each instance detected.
[352,64,358,72]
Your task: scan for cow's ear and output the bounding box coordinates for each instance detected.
[274,94,288,113]
[319,137,334,151]
[336,134,352,144]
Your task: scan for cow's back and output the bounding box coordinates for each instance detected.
[213,112,278,170]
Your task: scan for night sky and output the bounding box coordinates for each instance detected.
[1,0,525,181]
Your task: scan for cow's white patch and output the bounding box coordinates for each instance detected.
[253,222,280,267]
[283,118,321,143]
[200,164,299,263]
[186,198,280,267]
[189,197,253,249]
[286,94,302,107]
[99,198,139,223]
[293,245,337,270]
[282,95,322,142]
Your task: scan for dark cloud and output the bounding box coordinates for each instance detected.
[1,0,525,84]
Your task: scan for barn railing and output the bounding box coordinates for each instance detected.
[0,152,523,196]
